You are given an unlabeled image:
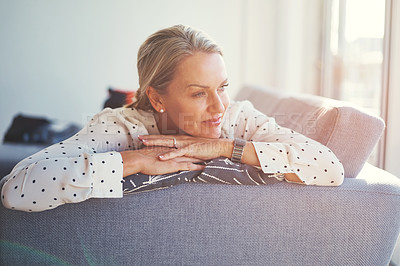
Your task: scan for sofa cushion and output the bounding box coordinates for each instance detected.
[2,163,400,265]
[235,86,385,178]
[103,87,136,109]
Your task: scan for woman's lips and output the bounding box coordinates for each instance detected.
[202,116,222,126]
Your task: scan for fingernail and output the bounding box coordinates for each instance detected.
[189,164,204,171]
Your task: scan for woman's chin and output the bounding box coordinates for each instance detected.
[196,128,222,139]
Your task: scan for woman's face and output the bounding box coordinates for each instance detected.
[159,52,230,138]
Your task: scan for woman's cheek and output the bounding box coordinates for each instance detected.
[177,109,199,129]
[222,94,230,109]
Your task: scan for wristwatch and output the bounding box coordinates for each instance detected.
[231,138,246,163]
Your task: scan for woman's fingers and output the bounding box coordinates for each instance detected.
[173,161,205,172]
[158,146,193,160]
[138,135,200,149]
[173,157,204,163]
[148,158,204,174]
[138,135,227,163]
[140,136,177,148]
[138,156,204,175]
[138,135,191,140]
[159,144,209,161]
[138,135,178,148]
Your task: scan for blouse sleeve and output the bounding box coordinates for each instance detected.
[231,101,344,186]
[1,108,145,212]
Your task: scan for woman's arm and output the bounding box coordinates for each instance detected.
[141,136,304,184]
[120,148,204,177]
[1,142,125,212]
[1,108,206,212]
[224,141,303,184]
[240,101,344,186]
[140,101,344,186]
[1,108,130,212]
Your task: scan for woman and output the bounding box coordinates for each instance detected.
[1,25,344,212]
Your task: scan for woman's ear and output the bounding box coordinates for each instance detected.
[146,87,165,113]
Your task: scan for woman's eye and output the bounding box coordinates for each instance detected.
[193,91,206,97]
[218,84,229,92]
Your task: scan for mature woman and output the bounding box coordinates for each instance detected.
[1,25,344,212]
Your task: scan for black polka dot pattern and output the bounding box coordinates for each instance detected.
[0,108,143,212]
[1,101,344,212]
[222,101,344,187]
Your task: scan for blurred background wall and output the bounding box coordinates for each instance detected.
[0,0,322,137]
[0,0,241,137]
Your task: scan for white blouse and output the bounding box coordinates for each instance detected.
[1,100,344,212]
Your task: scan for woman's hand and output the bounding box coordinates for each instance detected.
[120,147,205,177]
[138,135,234,162]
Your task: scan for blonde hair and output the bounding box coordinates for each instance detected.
[129,24,223,111]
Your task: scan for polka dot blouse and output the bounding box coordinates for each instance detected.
[1,100,344,212]
[221,101,344,186]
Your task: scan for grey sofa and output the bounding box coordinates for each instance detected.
[1,87,400,266]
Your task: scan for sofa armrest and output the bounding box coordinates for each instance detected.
[1,164,400,265]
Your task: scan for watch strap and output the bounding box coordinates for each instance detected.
[231,138,246,163]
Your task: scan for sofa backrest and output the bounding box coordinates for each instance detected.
[235,86,385,178]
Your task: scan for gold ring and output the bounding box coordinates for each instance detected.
[173,138,178,149]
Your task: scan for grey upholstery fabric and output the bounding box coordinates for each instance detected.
[1,164,400,265]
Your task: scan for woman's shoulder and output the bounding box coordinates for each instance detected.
[87,107,156,130]
[223,99,271,124]
[93,106,152,117]
[221,100,257,136]
[221,100,275,139]
[226,100,259,116]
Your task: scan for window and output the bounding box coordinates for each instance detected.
[321,0,387,166]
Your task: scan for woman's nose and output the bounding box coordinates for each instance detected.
[208,93,225,113]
